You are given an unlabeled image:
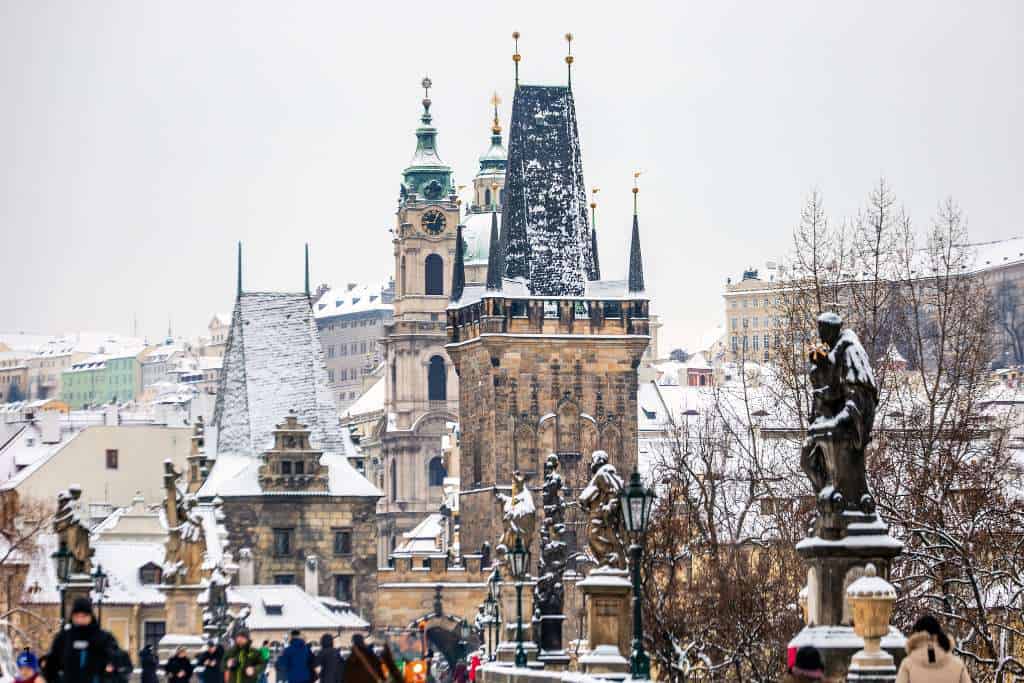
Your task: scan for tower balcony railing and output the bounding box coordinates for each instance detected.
[446,295,649,344]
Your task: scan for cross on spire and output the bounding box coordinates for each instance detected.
[491,92,502,134]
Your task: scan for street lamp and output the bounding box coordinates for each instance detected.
[620,470,655,680]
[50,542,72,624]
[486,568,502,662]
[510,535,528,669]
[91,564,109,626]
[458,620,471,661]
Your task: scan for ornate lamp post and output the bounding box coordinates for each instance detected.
[50,541,72,624]
[486,568,502,662]
[91,564,109,626]
[620,470,655,679]
[459,620,471,661]
[510,535,528,668]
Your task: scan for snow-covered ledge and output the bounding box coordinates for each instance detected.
[477,662,620,683]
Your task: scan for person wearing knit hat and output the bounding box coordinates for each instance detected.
[15,649,40,683]
[43,596,120,683]
[783,645,825,682]
[224,628,266,683]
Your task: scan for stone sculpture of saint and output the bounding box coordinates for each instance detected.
[494,470,537,565]
[802,312,879,517]
[578,450,626,570]
[54,486,93,575]
[162,460,208,585]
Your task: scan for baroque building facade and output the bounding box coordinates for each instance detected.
[376,84,461,561]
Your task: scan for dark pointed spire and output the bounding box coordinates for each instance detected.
[304,243,310,299]
[451,223,466,302]
[589,188,601,280]
[565,33,574,89]
[485,206,504,291]
[628,182,645,294]
[512,32,521,89]
[236,241,243,298]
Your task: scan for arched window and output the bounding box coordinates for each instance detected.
[428,456,446,486]
[425,254,443,295]
[428,355,447,401]
[484,188,492,207]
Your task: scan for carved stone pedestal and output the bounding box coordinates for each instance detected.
[577,567,630,678]
[790,512,905,681]
[63,574,94,620]
[158,584,206,660]
[496,577,538,666]
[537,614,570,670]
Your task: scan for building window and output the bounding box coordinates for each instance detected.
[105,449,118,469]
[139,563,162,585]
[428,456,446,486]
[328,370,335,382]
[484,188,491,207]
[273,528,293,557]
[143,621,166,650]
[281,461,292,475]
[390,459,397,502]
[273,574,295,585]
[334,575,353,602]
[294,460,305,475]
[425,254,444,295]
[427,356,446,401]
[333,529,352,555]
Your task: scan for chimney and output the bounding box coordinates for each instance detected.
[237,548,254,585]
[304,555,319,596]
[39,410,61,445]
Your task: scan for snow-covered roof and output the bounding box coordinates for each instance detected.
[394,513,446,555]
[223,585,368,631]
[211,293,352,458]
[313,282,393,320]
[341,376,385,420]
[502,85,596,296]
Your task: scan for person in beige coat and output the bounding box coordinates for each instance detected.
[896,615,972,683]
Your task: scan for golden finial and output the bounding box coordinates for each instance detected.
[590,186,599,210]
[512,32,521,87]
[490,92,502,134]
[632,171,643,214]
[565,33,574,87]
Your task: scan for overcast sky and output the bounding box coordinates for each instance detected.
[1,1,1020,349]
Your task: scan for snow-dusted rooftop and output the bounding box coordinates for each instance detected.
[313,281,394,320]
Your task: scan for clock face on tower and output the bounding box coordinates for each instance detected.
[422,209,446,235]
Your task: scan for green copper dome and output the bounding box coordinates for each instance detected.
[401,78,453,201]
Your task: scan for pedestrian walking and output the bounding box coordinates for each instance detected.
[313,634,344,683]
[106,648,133,683]
[43,597,119,683]
[140,645,160,683]
[278,632,313,683]
[257,642,271,683]
[224,628,267,683]
[165,646,194,682]
[14,650,40,683]
[896,615,972,683]
[783,645,824,682]
[196,640,224,683]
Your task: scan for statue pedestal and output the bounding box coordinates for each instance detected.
[496,577,538,666]
[577,566,630,678]
[158,583,206,659]
[537,614,570,670]
[847,647,898,682]
[790,512,905,680]
[63,574,94,619]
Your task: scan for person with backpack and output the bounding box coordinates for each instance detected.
[43,597,119,683]
[897,615,973,683]
[313,634,344,683]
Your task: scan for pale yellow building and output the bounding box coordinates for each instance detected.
[723,265,788,363]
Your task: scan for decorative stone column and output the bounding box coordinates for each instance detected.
[577,566,631,677]
[846,564,898,682]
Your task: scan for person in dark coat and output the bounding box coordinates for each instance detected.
[196,640,224,683]
[165,646,194,681]
[139,645,160,683]
[278,632,313,683]
[105,648,133,683]
[313,634,344,683]
[43,597,119,683]
[783,645,825,682]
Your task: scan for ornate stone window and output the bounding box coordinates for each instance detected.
[273,528,292,557]
[425,254,444,295]
[427,356,447,401]
[428,456,446,486]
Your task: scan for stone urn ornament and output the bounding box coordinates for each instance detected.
[846,564,898,681]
